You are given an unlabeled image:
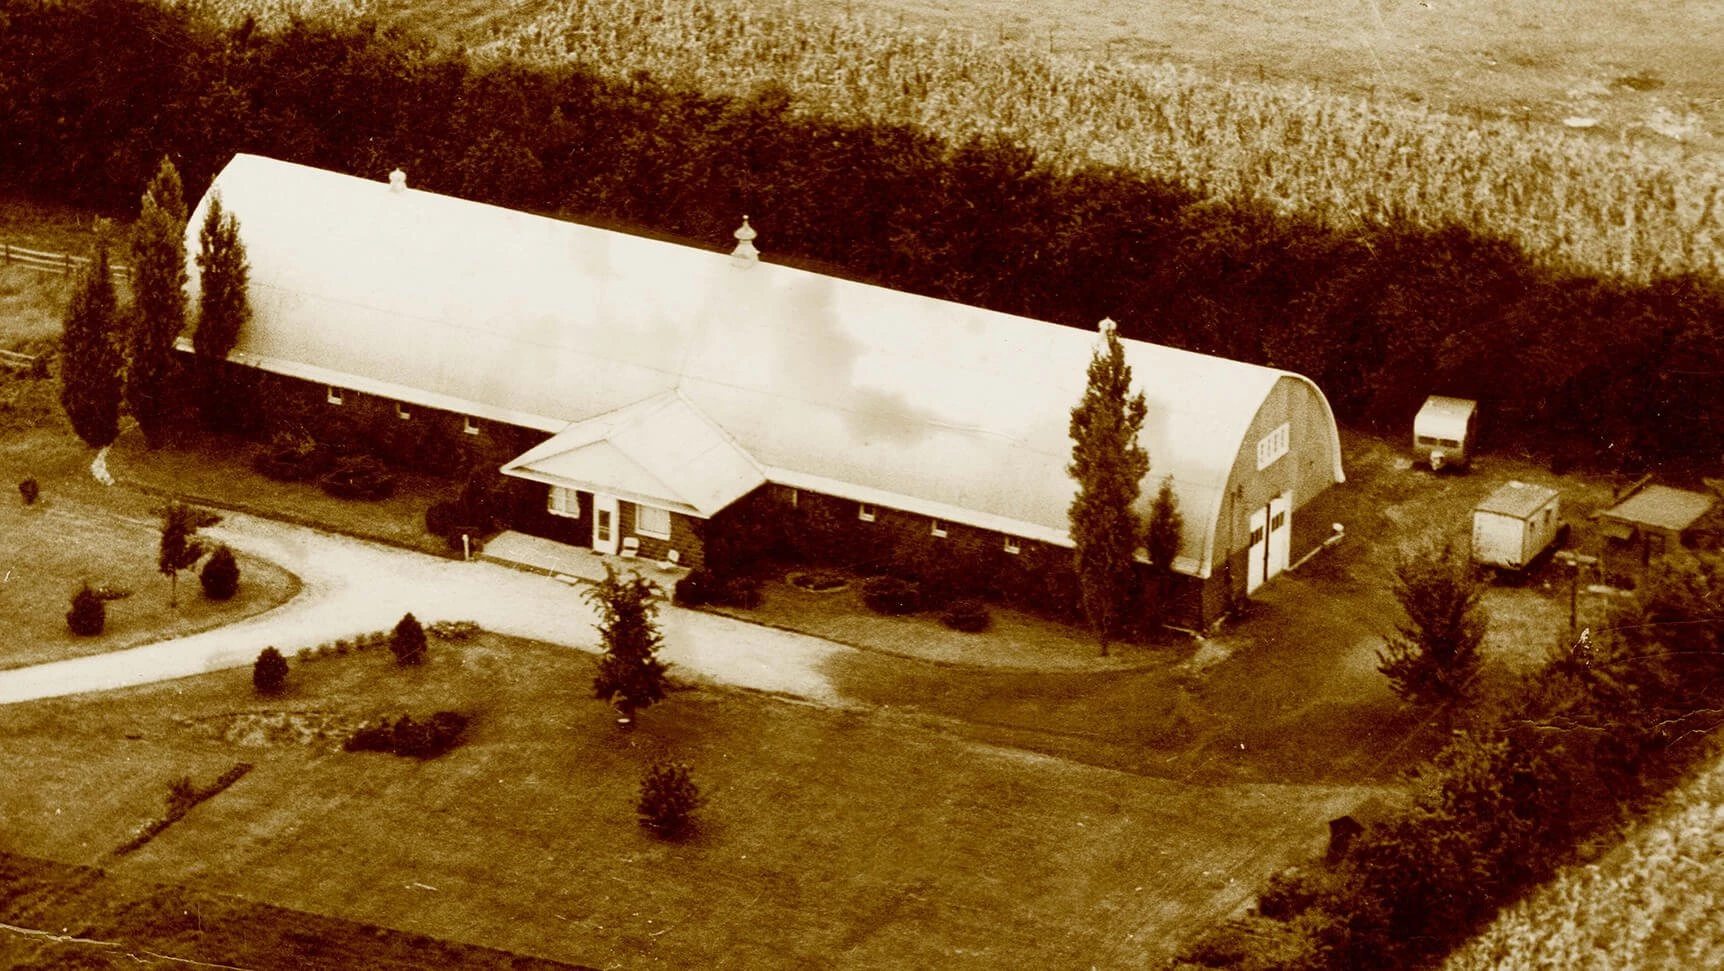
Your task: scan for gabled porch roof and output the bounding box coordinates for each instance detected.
[501,391,766,517]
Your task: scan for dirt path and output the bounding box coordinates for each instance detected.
[0,512,847,706]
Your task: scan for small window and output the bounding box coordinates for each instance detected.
[1256,422,1290,470]
[1271,512,1286,531]
[857,503,876,523]
[1416,435,1438,447]
[1440,438,1462,449]
[463,416,480,436]
[1003,537,1021,555]
[635,504,671,539]
[777,485,798,507]
[1250,526,1265,545]
[930,519,949,538]
[326,385,344,406]
[547,486,580,519]
[396,402,411,420]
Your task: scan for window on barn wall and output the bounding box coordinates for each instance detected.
[635,505,671,539]
[396,402,411,420]
[326,385,344,405]
[1003,537,1021,555]
[548,487,580,518]
[1256,423,1290,470]
[463,416,480,436]
[858,503,877,523]
[930,519,949,538]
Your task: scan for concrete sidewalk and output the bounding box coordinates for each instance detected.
[0,513,847,707]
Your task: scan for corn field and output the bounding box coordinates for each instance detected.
[212,0,1724,281]
[1446,753,1724,970]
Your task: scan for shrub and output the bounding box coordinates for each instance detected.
[18,478,38,505]
[66,582,106,636]
[940,598,991,632]
[344,711,468,757]
[861,575,921,615]
[199,544,240,600]
[637,761,703,840]
[319,454,396,500]
[251,430,324,482]
[252,646,288,694]
[425,499,459,539]
[673,569,718,607]
[391,612,428,666]
[718,576,762,608]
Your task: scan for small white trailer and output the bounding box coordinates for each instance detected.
[1472,481,1564,573]
[1413,396,1478,471]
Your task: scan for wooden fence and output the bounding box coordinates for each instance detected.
[1,240,133,282]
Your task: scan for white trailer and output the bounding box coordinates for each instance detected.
[1472,481,1563,572]
[1414,396,1478,471]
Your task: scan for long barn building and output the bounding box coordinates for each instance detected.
[184,154,1345,627]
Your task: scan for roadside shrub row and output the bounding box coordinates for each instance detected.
[291,618,481,665]
[344,711,468,758]
[1175,551,1724,970]
[115,762,253,856]
[672,569,761,609]
[2,0,1722,468]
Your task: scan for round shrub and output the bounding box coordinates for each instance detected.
[18,478,39,505]
[252,646,288,695]
[638,761,703,840]
[425,500,459,539]
[251,431,324,482]
[719,576,763,609]
[391,612,428,666]
[319,455,396,500]
[940,598,992,632]
[861,576,922,615]
[66,583,106,636]
[199,545,240,600]
[673,569,717,607]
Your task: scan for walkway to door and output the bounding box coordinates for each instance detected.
[480,529,687,585]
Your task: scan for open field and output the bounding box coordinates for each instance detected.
[0,632,1381,968]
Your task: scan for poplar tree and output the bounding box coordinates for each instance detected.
[1067,319,1148,655]
[128,157,189,445]
[1144,474,1185,619]
[59,235,125,448]
[192,193,251,424]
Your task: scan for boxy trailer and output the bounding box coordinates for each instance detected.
[1472,481,1565,574]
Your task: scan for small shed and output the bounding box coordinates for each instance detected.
[1413,396,1478,470]
[1599,485,1717,567]
[1472,480,1562,571]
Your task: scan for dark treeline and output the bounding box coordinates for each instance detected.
[3,0,1720,469]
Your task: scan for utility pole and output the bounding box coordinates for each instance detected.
[1554,550,1599,638]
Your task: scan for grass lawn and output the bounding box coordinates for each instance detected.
[0,492,300,670]
[0,633,1381,968]
[110,427,457,559]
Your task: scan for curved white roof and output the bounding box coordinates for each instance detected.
[187,154,1342,577]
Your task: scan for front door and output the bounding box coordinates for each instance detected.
[1247,506,1268,593]
[1268,492,1292,579]
[592,493,619,555]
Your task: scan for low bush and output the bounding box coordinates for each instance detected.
[673,569,718,607]
[199,545,240,600]
[425,500,459,539]
[391,612,428,666]
[719,576,763,608]
[252,646,288,694]
[344,711,468,758]
[638,760,703,840]
[66,582,106,636]
[319,455,396,500]
[861,575,921,615]
[18,478,38,505]
[940,598,991,632]
[251,430,326,482]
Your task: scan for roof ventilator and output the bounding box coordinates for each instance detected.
[732,216,759,263]
[388,168,407,193]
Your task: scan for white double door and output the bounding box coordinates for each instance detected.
[1246,492,1292,593]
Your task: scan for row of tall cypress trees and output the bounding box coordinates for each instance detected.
[58,158,249,450]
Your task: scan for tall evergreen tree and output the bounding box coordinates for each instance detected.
[58,235,125,448]
[193,193,249,359]
[585,565,670,726]
[128,157,190,445]
[192,193,251,426]
[1377,540,1488,709]
[1067,319,1149,655]
[1144,474,1185,620]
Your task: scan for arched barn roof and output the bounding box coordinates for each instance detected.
[186,154,1343,577]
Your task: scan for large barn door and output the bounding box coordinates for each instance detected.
[1268,492,1292,579]
[1247,506,1268,592]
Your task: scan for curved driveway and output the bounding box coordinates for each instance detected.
[0,513,846,706]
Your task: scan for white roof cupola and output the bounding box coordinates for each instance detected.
[388,168,407,193]
[1098,317,1118,338]
[732,215,759,263]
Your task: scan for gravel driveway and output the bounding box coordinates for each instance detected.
[0,513,847,706]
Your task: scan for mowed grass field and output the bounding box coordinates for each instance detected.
[0,632,1380,968]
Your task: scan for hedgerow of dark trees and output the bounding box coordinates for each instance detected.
[3,0,1721,471]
